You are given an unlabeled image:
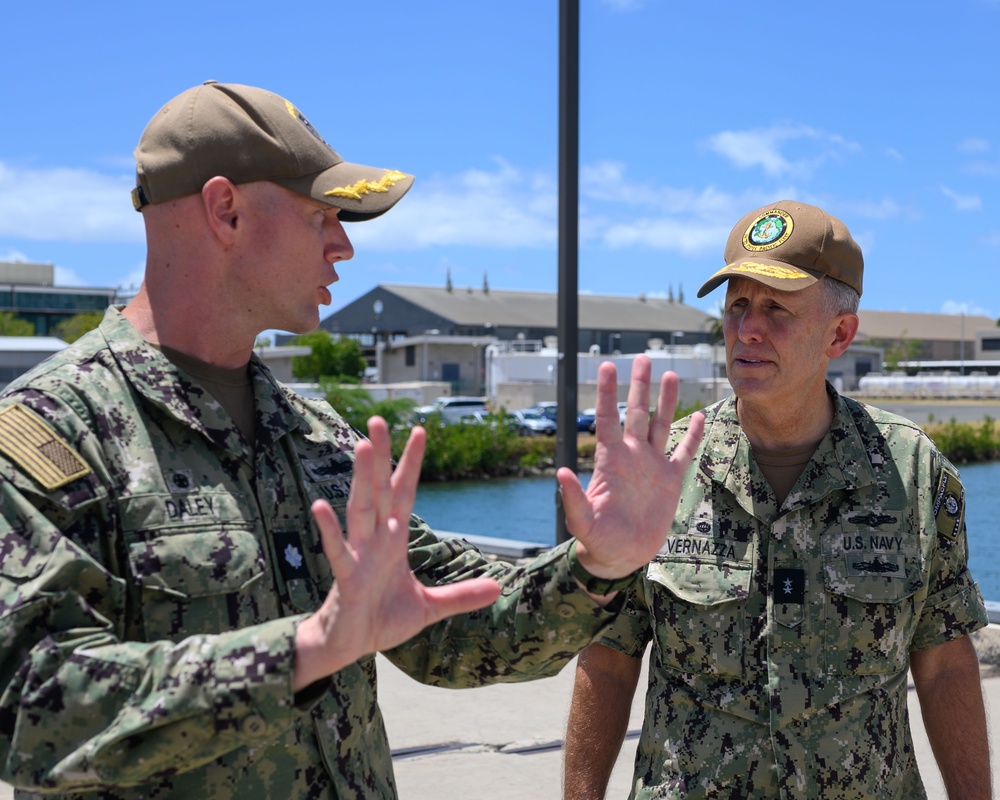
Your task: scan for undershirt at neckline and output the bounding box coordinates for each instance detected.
[751,439,823,507]
[156,344,256,448]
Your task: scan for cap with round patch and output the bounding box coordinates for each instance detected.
[697,200,863,298]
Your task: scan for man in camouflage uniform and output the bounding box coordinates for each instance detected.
[563,201,991,799]
[0,82,706,799]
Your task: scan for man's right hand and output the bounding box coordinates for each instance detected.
[293,417,501,691]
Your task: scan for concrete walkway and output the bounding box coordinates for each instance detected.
[378,651,1000,800]
[4,643,998,799]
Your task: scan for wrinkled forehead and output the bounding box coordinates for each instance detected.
[723,274,829,308]
[724,275,799,297]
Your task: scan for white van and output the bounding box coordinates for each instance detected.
[414,396,489,424]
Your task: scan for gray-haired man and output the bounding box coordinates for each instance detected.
[563,200,990,799]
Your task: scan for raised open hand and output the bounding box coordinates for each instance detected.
[293,417,501,690]
[557,355,705,583]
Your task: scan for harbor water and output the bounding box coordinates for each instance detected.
[413,461,1000,602]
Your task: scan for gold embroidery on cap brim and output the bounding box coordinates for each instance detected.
[731,262,810,280]
[326,171,407,201]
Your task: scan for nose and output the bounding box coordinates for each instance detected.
[735,304,765,344]
[325,215,355,263]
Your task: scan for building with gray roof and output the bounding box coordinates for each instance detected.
[318,283,717,357]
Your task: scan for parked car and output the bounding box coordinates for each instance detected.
[530,401,559,417]
[613,401,657,427]
[580,403,627,432]
[456,410,514,430]
[413,396,488,424]
[581,404,627,429]
[509,409,558,436]
[528,402,596,433]
[576,409,597,433]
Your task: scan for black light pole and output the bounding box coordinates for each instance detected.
[556,0,579,545]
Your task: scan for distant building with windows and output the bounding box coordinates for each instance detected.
[311,282,716,394]
[277,280,999,400]
[0,261,118,336]
[0,336,69,388]
[856,309,996,364]
[319,282,716,355]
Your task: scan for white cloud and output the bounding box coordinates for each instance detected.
[959,138,1000,176]
[600,0,646,10]
[600,216,728,254]
[0,247,31,262]
[885,148,904,162]
[940,185,982,212]
[347,158,781,261]
[846,197,904,220]
[705,130,792,175]
[347,159,557,251]
[0,153,908,282]
[940,299,995,318]
[0,161,143,243]
[580,162,741,216]
[115,262,147,293]
[958,137,991,154]
[53,265,88,286]
[963,158,1000,177]
[578,168,805,255]
[703,124,860,179]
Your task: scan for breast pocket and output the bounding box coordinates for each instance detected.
[821,529,924,676]
[122,493,275,641]
[646,554,752,677]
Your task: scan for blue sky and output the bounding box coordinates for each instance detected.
[2,0,999,325]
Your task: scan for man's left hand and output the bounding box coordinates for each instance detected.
[558,354,705,588]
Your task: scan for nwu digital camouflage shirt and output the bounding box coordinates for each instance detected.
[0,307,617,799]
[600,390,988,800]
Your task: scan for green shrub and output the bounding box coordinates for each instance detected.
[321,382,416,434]
[924,416,1000,464]
[385,401,705,482]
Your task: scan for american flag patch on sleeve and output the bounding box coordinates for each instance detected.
[0,404,91,490]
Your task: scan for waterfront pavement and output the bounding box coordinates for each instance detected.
[380,639,1000,800]
[857,398,1000,425]
[4,628,1000,800]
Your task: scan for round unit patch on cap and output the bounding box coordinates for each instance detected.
[743,209,793,252]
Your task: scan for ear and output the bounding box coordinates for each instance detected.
[200,177,241,245]
[825,312,859,359]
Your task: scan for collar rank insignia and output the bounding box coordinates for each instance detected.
[273,528,309,582]
[284,544,304,570]
[773,567,805,604]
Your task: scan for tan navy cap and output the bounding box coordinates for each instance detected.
[132,81,414,222]
[697,200,863,298]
